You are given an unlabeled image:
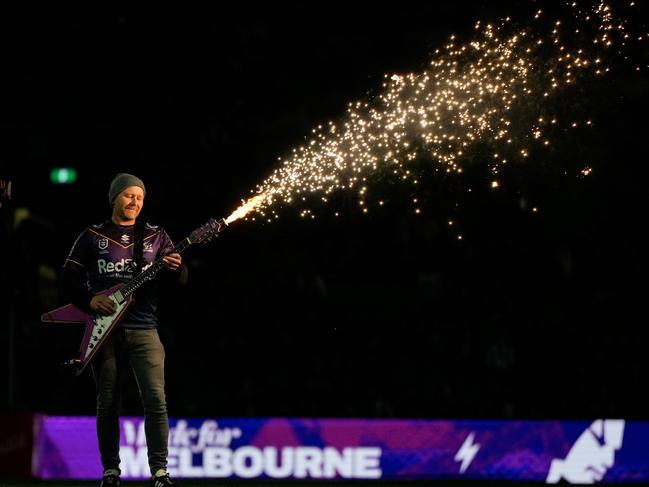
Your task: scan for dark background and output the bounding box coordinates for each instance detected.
[1,1,648,420]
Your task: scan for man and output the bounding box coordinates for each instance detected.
[59,173,185,487]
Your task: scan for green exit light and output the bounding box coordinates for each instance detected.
[50,168,77,184]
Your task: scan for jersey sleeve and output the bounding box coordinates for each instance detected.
[63,228,93,272]
[157,228,175,257]
[158,227,188,286]
[59,228,94,311]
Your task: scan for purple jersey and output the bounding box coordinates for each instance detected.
[63,220,174,328]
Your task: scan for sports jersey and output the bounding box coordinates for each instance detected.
[62,219,174,328]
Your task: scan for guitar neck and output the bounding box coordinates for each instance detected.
[121,237,191,298]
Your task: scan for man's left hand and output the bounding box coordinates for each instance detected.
[162,252,182,271]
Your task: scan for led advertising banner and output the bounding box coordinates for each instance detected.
[33,417,649,483]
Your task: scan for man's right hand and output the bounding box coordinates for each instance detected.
[90,295,116,315]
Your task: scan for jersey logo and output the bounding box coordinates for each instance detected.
[98,238,108,250]
[120,234,130,244]
[98,258,133,274]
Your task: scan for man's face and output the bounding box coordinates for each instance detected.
[113,185,144,223]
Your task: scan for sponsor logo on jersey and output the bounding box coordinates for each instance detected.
[121,234,130,244]
[98,258,133,274]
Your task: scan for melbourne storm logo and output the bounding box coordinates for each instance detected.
[546,419,625,484]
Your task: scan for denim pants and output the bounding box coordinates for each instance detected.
[92,328,168,476]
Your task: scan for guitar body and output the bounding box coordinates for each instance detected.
[41,283,133,376]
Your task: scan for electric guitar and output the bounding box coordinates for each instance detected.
[41,217,226,376]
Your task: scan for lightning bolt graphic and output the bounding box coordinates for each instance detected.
[454,431,480,474]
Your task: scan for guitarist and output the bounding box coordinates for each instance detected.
[59,173,185,487]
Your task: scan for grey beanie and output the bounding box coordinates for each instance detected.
[108,173,146,204]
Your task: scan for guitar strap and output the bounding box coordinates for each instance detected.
[131,219,145,276]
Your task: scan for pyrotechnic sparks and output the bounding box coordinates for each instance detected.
[225,194,267,224]
[225,1,644,224]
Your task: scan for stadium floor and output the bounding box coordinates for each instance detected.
[0,481,573,487]
[3,482,648,487]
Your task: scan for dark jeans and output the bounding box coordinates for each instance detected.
[92,328,168,476]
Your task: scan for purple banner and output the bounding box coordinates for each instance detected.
[34,417,649,483]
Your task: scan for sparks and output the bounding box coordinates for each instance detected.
[225,194,267,224]
[229,1,639,224]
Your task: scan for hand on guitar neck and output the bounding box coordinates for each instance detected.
[161,252,182,272]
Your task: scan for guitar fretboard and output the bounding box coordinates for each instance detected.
[121,237,192,298]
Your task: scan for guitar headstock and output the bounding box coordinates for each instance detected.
[189,218,227,244]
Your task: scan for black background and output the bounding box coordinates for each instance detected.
[1,1,648,419]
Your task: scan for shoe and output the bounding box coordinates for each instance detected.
[100,474,121,487]
[151,473,178,487]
